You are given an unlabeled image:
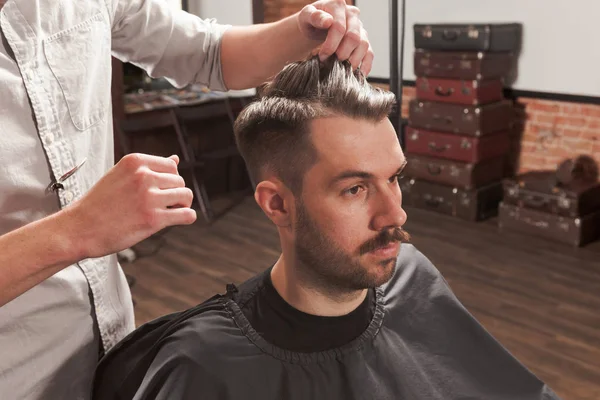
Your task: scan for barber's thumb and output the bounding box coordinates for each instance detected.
[169,154,180,165]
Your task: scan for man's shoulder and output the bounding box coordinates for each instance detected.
[92,294,236,399]
[388,243,444,288]
[380,243,452,308]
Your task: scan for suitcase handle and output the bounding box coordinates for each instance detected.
[428,142,450,152]
[523,216,550,229]
[435,86,454,97]
[442,29,460,41]
[523,195,549,208]
[424,197,442,208]
[432,114,453,124]
[427,164,442,175]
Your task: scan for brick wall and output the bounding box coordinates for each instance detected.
[394,86,600,175]
[263,0,600,175]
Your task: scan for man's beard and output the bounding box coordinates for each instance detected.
[293,199,410,296]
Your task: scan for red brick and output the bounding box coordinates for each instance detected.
[527,101,560,113]
[557,128,582,138]
[535,114,557,125]
[522,132,539,143]
[580,105,600,119]
[555,116,587,127]
[516,98,537,106]
[561,104,582,114]
[586,120,600,131]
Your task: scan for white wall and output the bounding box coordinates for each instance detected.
[356,0,600,97]
[188,0,253,26]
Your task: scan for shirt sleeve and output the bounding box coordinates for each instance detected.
[105,0,231,91]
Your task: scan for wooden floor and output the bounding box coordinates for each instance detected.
[123,193,600,400]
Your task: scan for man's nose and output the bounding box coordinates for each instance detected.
[371,186,407,231]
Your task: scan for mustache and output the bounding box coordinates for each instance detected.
[359,227,411,255]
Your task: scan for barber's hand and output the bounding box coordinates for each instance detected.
[297,0,373,75]
[66,153,196,260]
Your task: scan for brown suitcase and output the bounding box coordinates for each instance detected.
[416,77,504,105]
[405,154,505,190]
[408,99,513,136]
[413,23,522,52]
[405,126,510,163]
[498,202,600,247]
[399,176,503,221]
[414,49,514,80]
[502,171,600,218]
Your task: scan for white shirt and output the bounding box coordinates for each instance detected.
[0,0,229,398]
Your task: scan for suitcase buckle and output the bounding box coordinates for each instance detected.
[467,27,479,39]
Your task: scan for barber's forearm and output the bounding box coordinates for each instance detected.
[0,208,81,307]
[220,14,320,90]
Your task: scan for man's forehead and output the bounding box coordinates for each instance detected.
[308,116,404,177]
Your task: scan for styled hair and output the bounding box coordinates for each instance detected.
[233,56,396,194]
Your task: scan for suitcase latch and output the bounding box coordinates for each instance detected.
[467,26,479,39]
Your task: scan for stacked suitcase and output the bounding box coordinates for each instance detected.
[400,23,522,221]
[499,157,600,247]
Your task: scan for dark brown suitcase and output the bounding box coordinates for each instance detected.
[498,202,600,247]
[414,49,514,80]
[405,126,510,163]
[502,171,600,218]
[399,176,503,221]
[408,99,513,136]
[405,154,505,190]
[414,23,522,52]
[416,77,504,105]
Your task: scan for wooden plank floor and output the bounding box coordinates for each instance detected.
[123,194,600,400]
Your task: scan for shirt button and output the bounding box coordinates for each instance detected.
[46,133,54,144]
[64,191,74,203]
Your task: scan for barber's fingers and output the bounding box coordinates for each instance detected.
[121,153,179,175]
[168,154,180,165]
[303,5,333,30]
[317,4,347,61]
[161,207,197,227]
[333,7,362,62]
[347,27,370,72]
[155,172,186,190]
[157,187,194,209]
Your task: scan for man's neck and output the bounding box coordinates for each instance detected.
[270,254,368,317]
[0,1,6,10]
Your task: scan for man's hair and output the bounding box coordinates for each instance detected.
[233,56,396,194]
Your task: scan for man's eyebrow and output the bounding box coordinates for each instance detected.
[396,160,408,175]
[330,160,408,185]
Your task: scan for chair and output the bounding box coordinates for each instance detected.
[172,97,251,219]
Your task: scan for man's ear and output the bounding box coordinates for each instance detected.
[254,179,292,228]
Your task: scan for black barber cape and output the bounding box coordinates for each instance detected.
[92,245,559,400]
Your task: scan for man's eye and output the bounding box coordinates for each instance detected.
[390,174,402,184]
[344,186,363,196]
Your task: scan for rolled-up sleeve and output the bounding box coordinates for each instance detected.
[106,0,231,91]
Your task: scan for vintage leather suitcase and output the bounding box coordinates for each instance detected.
[399,176,503,221]
[498,202,600,247]
[416,77,504,105]
[404,127,510,163]
[414,23,522,52]
[408,99,513,136]
[414,49,514,80]
[404,154,505,190]
[502,171,600,218]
